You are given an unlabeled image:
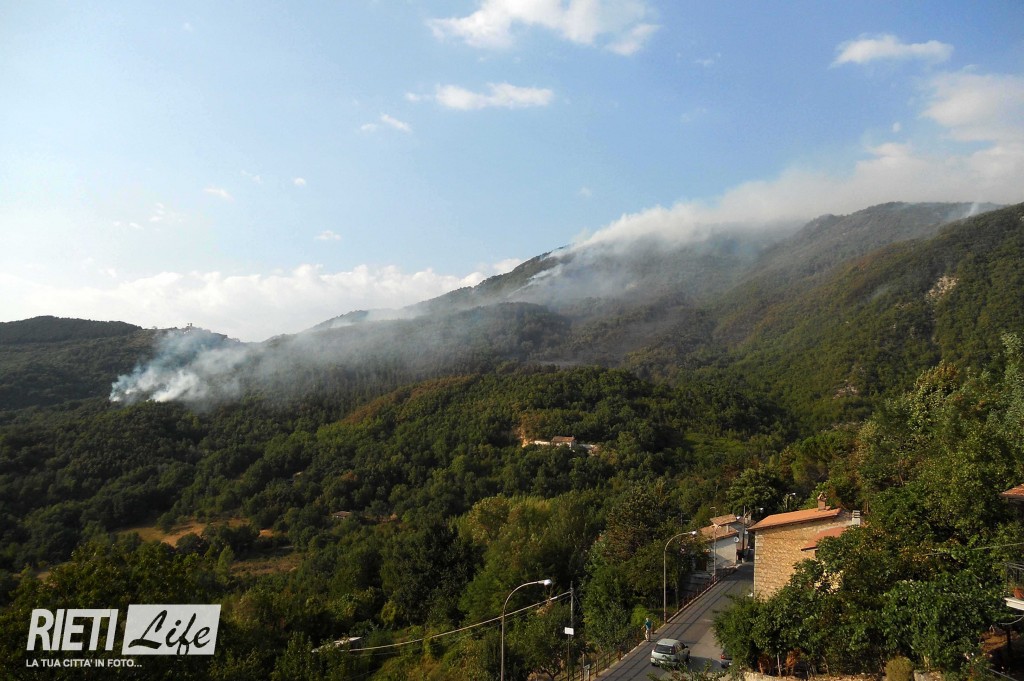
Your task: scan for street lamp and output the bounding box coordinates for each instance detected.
[710,506,717,583]
[501,578,553,681]
[663,531,697,624]
[712,523,719,582]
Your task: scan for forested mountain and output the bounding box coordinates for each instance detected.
[0,317,156,413]
[713,203,1024,426]
[2,201,1024,679]
[1,203,1009,417]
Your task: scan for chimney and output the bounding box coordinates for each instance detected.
[817,493,828,511]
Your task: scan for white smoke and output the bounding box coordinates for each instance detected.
[110,328,253,404]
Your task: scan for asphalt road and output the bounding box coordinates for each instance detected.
[597,562,753,680]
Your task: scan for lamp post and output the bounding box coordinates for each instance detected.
[663,531,697,624]
[712,523,718,582]
[710,506,717,582]
[501,578,552,681]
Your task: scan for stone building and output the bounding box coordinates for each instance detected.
[748,494,859,597]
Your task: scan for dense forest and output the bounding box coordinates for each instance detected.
[1,203,1024,679]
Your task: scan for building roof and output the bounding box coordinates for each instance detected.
[748,506,843,532]
[700,525,739,541]
[1002,484,1024,503]
[710,513,742,527]
[801,526,850,551]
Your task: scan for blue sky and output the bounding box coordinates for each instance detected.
[2,1,1022,340]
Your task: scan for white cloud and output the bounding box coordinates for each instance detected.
[833,34,953,67]
[429,0,657,54]
[693,52,722,68]
[149,202,167,223]
[576,67,1024,251]
[380,113,412,133]
[203,186,233,201]
[293,177,307,187]
[923,71,1024,143]
[316,230,341,241]
[0,265,492,342]
[607,22,658,56]
[491,258,523,275]
[679,107,708,124]
[360,112,417,133]
[112,203,181,233]
[435,83,554,110]
[241,170,263,184]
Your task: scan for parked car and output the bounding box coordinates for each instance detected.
[650,638,689,666]
[720,651,732,668]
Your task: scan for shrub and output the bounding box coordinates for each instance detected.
[886,656,914,681]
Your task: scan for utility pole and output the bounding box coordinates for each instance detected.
[710,506,717,582]
[568,583,574,681]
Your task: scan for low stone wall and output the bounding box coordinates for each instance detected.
[913,673,942,681]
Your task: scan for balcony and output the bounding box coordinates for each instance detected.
[1007,563,1024,611]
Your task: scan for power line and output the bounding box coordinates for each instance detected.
[322,590,572,654]
[922,541,1024,557]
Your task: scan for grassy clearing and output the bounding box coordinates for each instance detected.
[119,517,250,546]
[233,552,302,578]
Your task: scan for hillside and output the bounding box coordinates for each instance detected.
[2,202,1024,679]
[713,203,1024,425]
[0,316,140,345]
[0,317,156,413]
[8,202,1017,427]
[711,202,998,343]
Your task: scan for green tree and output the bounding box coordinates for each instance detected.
[507,602,571,681]
[380,521,475,627]
[725,467,784,517]
[712,594,766,670]
[880,549,1003,671]
[581,551,633,653]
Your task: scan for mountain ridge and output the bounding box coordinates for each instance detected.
[2,200,1019,423]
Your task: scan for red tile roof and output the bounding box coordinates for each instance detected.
[748,506,843,531]
[701,525,739,540]
[801,526,850,551]
[1002,484,1024,502]
[710,513,741,526]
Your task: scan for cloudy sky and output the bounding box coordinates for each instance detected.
[2,1,1022,341]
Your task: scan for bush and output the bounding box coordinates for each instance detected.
[886,656,914,681]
